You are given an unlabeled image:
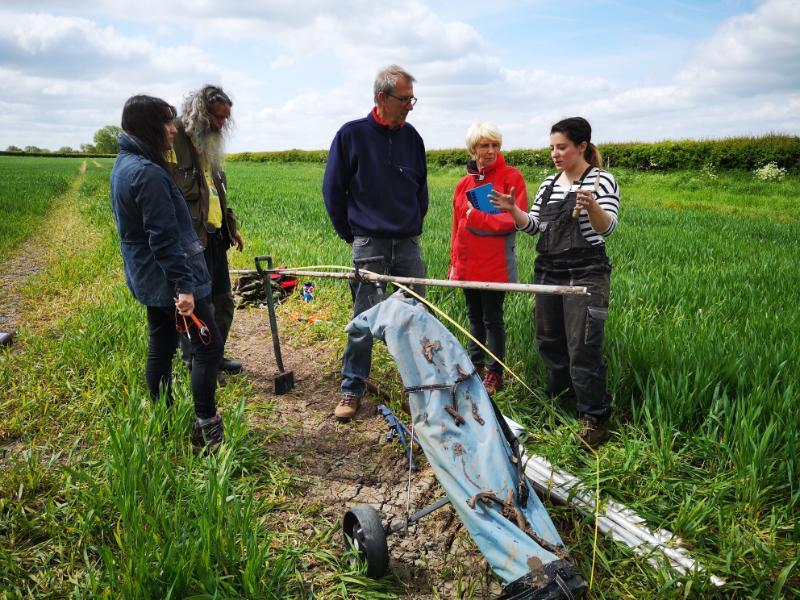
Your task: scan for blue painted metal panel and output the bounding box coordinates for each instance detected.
[346,294,567,585]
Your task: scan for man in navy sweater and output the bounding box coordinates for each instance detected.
[323,64,429,422]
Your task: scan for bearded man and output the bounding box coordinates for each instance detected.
[169,85,244,378]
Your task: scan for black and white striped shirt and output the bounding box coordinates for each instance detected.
[519,168,620,245]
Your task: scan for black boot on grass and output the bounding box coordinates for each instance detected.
[191,414,225,454]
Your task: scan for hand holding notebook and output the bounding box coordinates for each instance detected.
[466,182,500,214]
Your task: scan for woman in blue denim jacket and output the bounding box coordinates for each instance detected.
[110,95,225,452]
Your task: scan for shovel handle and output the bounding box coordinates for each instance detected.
[255,255,285,373]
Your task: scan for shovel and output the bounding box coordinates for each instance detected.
[255,255,295,395]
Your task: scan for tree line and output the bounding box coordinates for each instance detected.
[6,125,122,154]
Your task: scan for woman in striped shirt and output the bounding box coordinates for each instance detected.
[490,117,619,450]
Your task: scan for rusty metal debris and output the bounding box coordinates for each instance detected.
[467,490,569,560]
[444,406,465,425]
[471,403,485,426]
[420,337,441,362]
[468,491,528,530]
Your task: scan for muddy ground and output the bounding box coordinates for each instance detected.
[228,306,504,598]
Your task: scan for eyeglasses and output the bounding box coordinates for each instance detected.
[386,93,417,106]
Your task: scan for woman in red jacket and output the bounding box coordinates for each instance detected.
[448,122,528,395]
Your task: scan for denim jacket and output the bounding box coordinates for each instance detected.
[111,133,211,307]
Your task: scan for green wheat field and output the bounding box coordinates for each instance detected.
[1,155,798,598]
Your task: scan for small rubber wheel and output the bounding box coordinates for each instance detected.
[342,504,389,578]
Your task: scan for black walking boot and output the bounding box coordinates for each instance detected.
[191,414,225,454]
[220,357,243,374]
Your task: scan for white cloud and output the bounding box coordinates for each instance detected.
[0,1,797,152]
[675,0,800,95]
[0,11,249,149]
[0,11,220,80]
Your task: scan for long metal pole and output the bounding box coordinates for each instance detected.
[230,268,589,296]
[503,416,725,587]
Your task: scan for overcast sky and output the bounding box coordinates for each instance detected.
[1,0,798,152]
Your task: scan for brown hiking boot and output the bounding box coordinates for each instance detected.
[335,394,362,422]
[482,370,503,396]
[576,416,610,451]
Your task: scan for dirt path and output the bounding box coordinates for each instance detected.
[0,164,86,336]
[227,307,503,598]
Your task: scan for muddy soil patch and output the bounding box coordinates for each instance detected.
[227,307,503,598]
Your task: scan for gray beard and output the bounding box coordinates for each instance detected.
[190,129,225,172]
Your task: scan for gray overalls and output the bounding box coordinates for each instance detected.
[534,167,612,423]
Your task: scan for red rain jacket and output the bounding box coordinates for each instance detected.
[448,153,528,283]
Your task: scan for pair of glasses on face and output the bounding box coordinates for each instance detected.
[386,93,418,106]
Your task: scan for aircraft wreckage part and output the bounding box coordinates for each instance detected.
[345,294,585,594]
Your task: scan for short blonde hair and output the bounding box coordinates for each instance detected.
[465,121,502,157]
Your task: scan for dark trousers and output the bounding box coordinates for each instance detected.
[463,289,506,374]
[179,230,234,365]
[146,297,223,419]
[534,266,611,423]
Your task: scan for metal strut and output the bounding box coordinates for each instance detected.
[405,370,475,426]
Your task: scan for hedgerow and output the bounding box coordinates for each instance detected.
[227,149,328,163]
[598,135,800,171]
[5,135,797,172]
[227,135,800,172]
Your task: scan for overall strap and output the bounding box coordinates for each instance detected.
[575,165,595,186]
[541,171,562,202]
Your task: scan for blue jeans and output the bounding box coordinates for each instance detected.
[341,236,426,396]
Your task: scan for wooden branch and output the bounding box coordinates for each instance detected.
[229,268,589,296]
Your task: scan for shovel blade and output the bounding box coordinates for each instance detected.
[273,370,295,395]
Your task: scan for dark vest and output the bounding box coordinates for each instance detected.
[169,123,236,249]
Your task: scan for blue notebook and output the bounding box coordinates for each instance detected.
[466,182,499,214]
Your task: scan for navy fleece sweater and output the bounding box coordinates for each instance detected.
[322,111,428,243]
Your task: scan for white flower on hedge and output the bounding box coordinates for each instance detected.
[754,162,786,181]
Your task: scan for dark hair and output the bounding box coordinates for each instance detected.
[120,95,177,166]
[551,116,602,168]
